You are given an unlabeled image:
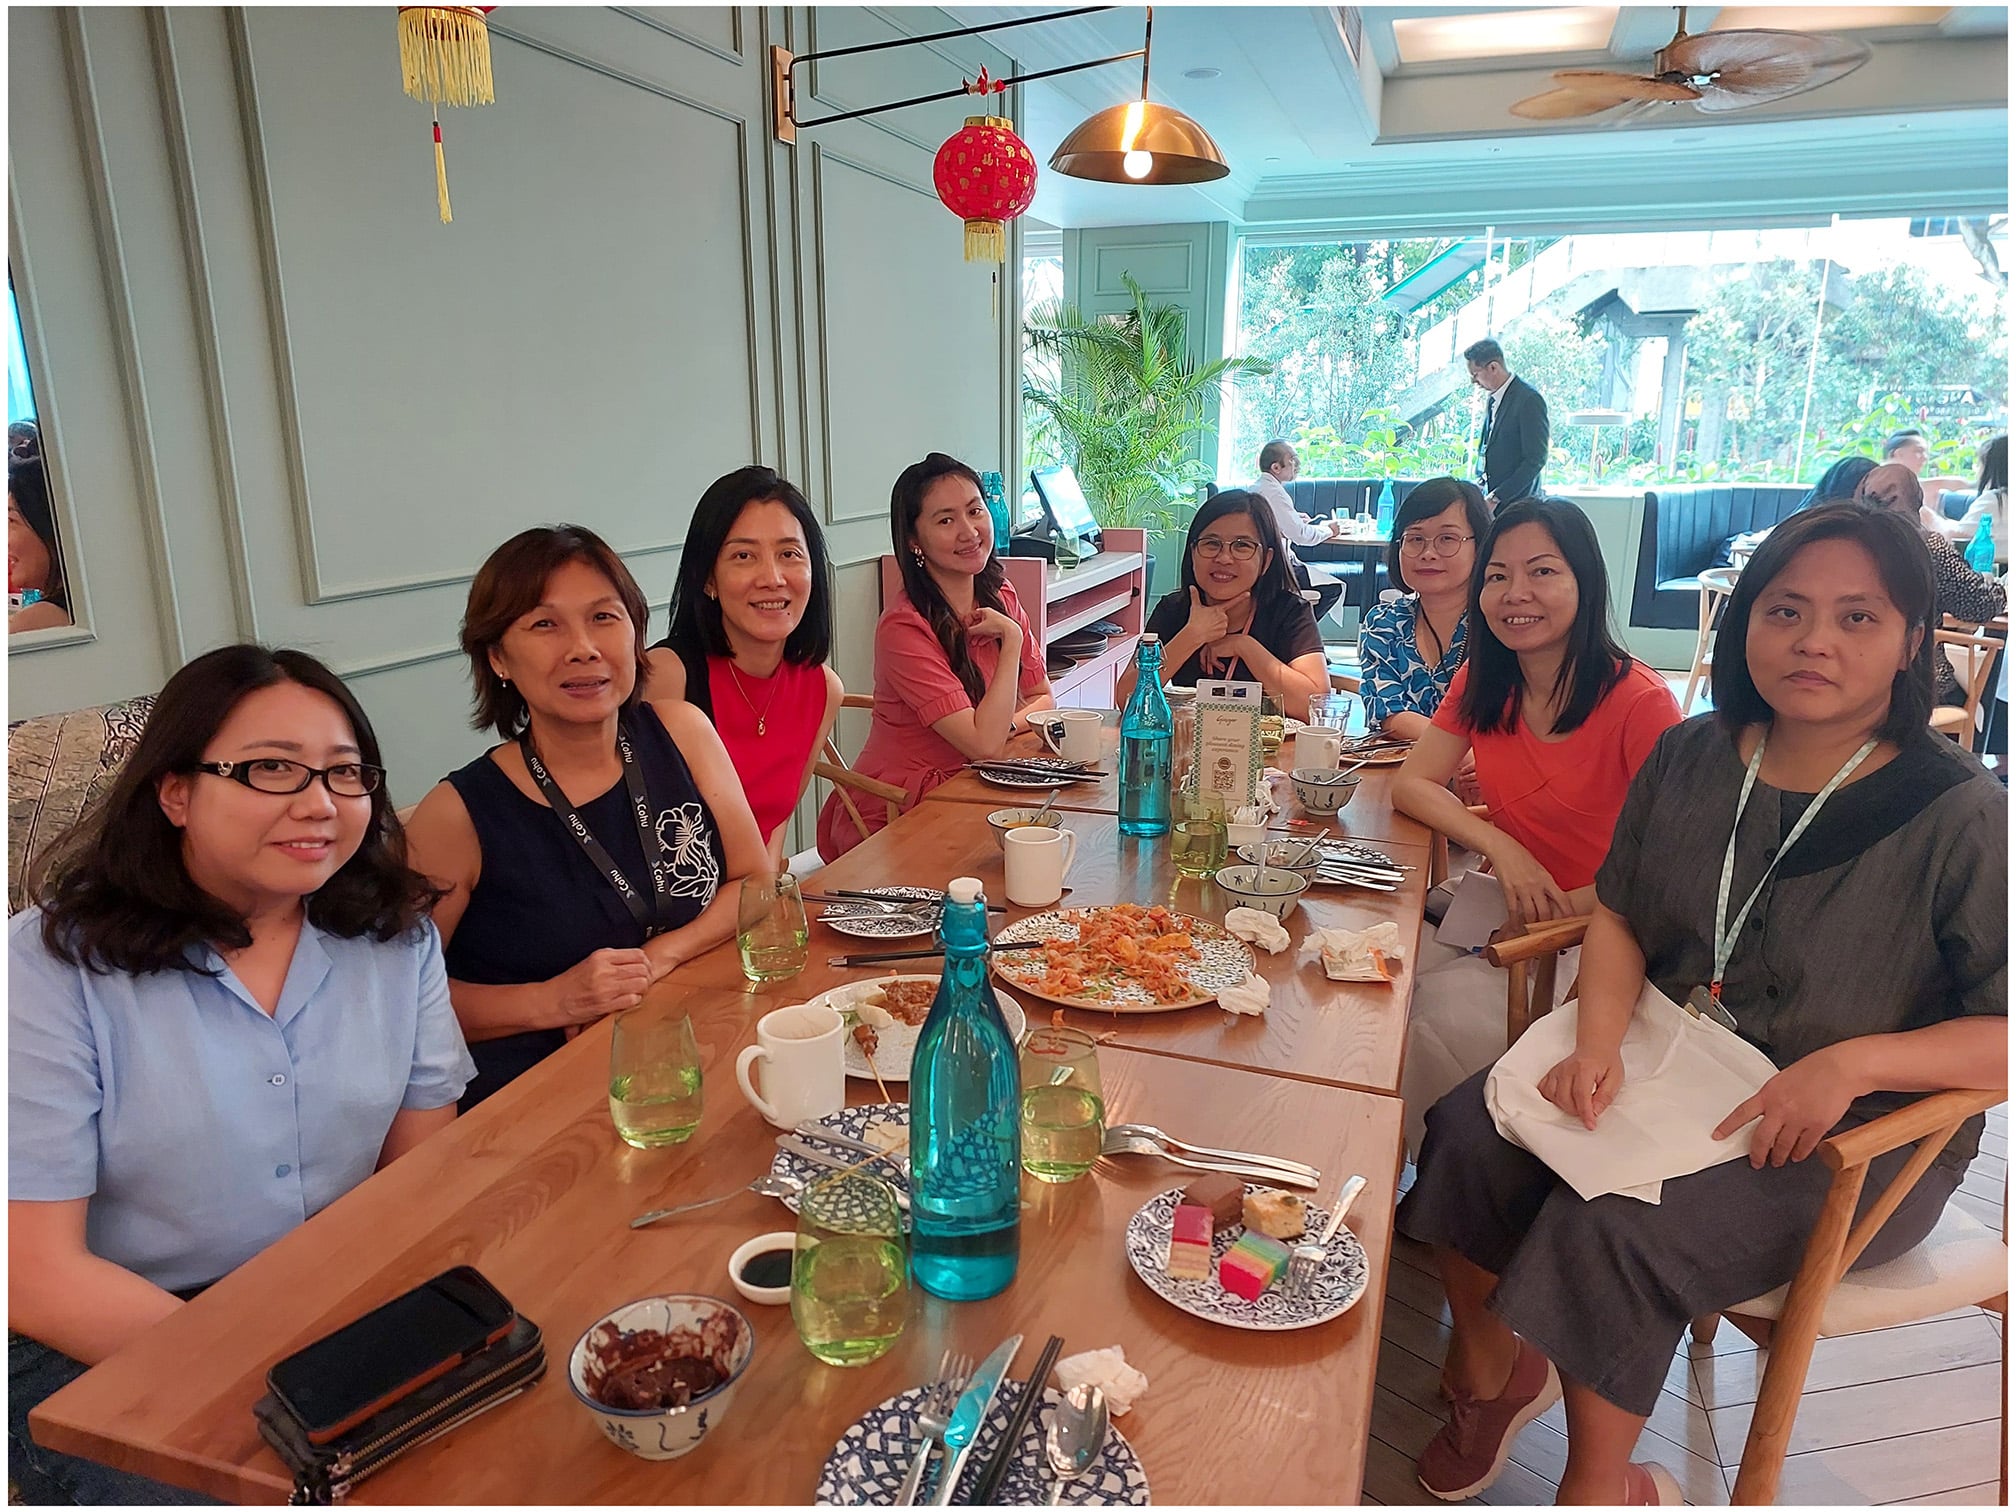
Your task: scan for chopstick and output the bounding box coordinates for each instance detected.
[967,760,1102,778]
[966,1333,1065,1506]
[824,887,1007,915]
[828,940,1047,968]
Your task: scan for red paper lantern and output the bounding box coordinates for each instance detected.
[933,115,1036,264]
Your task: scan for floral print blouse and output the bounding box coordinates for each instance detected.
[1359,594,1467,723]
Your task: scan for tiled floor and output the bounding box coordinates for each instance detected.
[1364,1107,2008,1506]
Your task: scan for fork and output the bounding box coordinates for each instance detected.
[1104,1122,1322,1184]
[1288,1173,1367,1297]
[1099,1132,1320,1189]
[895,1349,972,1505]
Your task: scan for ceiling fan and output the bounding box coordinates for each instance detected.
[1509,6,1872,120]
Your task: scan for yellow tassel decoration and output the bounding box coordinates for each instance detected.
[398,7,495,107]
[434,122,452,224]
[963,219,1005,264]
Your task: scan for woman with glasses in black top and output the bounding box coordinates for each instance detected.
[1121,489,1328,706]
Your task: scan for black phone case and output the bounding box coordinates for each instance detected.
[254,1314,545,1504]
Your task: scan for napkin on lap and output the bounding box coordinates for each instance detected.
[1224,907,1291,954]
[1053,1346,1147,1416]
[1303,922,1404,982]
[1217,972,1271,1016]
[1485,981,1780,1204]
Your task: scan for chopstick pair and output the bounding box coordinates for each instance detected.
[828,940,1047,968]
[964,1333,1066,1506]
[816,887,1007,915]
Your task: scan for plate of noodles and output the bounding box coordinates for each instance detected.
[989,903,1254,1013]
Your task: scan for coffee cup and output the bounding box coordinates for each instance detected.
[1003,824,1078,908]
[734,1004,845,1130]
[1298,727,1343,770]
[1038,709,1103,763]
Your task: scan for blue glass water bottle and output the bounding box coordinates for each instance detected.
[1967,514,1997,574]
[1375,479,1397,535]
[909,877,1021,1301]
[1119,635,1173,838]
[980,471,1012,550]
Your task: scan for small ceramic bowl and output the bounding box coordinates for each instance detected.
[568,1294,755,1460]
[1235,839,1324,882]
[1215,864,1310,921]
[986,807,1065,848]
[727,1231,796,1306]
[1290,769,1361,816]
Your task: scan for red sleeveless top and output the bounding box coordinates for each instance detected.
[706,656,829,843]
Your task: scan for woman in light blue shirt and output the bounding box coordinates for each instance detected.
[8,645,474,1505]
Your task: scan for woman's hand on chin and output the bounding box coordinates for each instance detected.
[1183,585,1243,646]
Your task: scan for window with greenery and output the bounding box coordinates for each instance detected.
[1219,219,2008,491]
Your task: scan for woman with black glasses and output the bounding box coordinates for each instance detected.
[9,645,473,1504]
[1120,489,1328,706]
[1359,477,1491,740]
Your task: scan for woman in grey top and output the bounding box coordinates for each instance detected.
[1398,505,2006,1505]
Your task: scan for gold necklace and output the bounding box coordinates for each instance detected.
[724,658,782,736]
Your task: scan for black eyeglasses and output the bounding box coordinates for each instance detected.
[192,758,385,797]
[1195,537,1261,562]
[1400,532,1476,557]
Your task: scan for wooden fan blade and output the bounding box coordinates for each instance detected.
[1664,26,1872,80]
[1552,69,1700,102]
[1685,32,1873,111]
[1510,87,1621,120]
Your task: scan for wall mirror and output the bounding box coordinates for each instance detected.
[9,264,72,635]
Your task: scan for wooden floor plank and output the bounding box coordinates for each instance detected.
[1693,1312,2004,1411]
[1887,1480,2002,1505]
[1952,1188,2004,1228]
[1506,1413,1732,1506]
[1707,1361,2000,1460]
[1772,1420,2006,1505]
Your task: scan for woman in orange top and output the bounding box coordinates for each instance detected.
[1393,497,1681,1153]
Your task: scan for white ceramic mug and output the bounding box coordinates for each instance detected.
[1039,709,1103,763]
[1298,727,1343,770]
[1003,824,1078,908]
[734,1004,845,1130]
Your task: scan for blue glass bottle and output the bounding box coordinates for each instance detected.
[1375,479,1397,535]
[1119,635,1173,838]
[1967,514,1997,574]
[980,471,1012,551]
[909,877,1020,1301]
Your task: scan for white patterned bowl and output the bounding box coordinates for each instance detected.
[1214,864,1309,920]
[1234,840,1323,882]
[1290,769,1360,815]
[986,807,1065,849]
[567,1294,754,1460]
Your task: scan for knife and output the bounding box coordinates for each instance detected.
[793,1122,912,1174]
[776,1138,911,1209]
[930,1333,1023,1505]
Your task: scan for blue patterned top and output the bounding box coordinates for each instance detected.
[1359,595,1467,723]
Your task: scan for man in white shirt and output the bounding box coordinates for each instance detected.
[1248,440,1346,621]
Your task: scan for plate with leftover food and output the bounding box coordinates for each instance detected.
[1125,1180,1368,1331]
[990,903,1253,1012]
[818,886,943,941]
[810,975,1027,1081]
[769,1103,909,1211]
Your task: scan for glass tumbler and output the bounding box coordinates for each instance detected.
[608,1008,703,1148]
[1259,691,1286,759]
[738,871,809,983]
[791,1171,909,1367]
[1307,691,1355,733]
[1171,788,1228,879]
[1018,1026,1104,1183]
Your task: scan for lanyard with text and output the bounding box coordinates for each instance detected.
[520,720,673,936]
[1699,729,1878,1022]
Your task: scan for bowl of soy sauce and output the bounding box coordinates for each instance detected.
[728,1231,795,1305]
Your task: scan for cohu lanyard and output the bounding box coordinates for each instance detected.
[1702,728,1878,1019]
[520,718,674,936]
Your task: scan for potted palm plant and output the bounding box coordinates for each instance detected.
[1024,274,1269,593]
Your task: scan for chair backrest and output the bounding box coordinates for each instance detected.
[1934,620,2003,738]
[813,693,904,846]
[9,696,155,915]
[1632,485,1808,624]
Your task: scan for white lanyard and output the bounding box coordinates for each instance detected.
[1709,729,1878,1004]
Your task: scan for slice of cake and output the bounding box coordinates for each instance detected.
[1219,1231,1291,1301]
[1242,1188,1306,1240]
[1178,1173,1246,1232]
[1165,1203,1214,1281]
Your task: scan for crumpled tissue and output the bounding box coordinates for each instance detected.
[1053,1346,1149,1417]
[1217,971,1271,1016]
[1223,906,1291,955]
[1304,922,1404,983]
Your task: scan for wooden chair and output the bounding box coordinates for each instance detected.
[1488,924,2008,1505]
[1929,618,2003,747]
[1681,567,1740,715]
[812,693,905,848]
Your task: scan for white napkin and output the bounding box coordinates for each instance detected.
[1303,922,1404,983]
[1223,907,1291,955]
[1484,981,1780,1204]
[1053,1346,1148,1417]
[1218,972,1271,1016]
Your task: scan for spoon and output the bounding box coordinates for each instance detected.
[1035,788,1061,820]
[630,1171,802,1228]
[1044,1383,1108,1504]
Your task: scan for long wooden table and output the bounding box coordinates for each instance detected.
[31,1001,1403,1504]
[922,727,1428,849]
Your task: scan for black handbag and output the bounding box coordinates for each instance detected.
[253,1314,545,1504]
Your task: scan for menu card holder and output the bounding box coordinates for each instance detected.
[1193,680,1263,807]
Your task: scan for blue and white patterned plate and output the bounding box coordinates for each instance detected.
[769,1103,910,1215]
[815,1380,1150,1505]
[1124,1185,1369,1331]
[820,887,943,941]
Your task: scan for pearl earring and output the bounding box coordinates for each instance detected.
[912,549,926,565]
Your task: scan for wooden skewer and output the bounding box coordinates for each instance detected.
[862,1045,892,1105]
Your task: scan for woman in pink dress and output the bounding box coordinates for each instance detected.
[816,453,1055,860]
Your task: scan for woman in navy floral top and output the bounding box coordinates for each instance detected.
[1358,478,1492,738]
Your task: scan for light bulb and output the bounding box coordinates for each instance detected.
[1123,149,1153,180]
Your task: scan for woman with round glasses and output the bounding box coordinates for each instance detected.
[1359,478,1491,740]
[1121,489,1328,706]
[10,645,473,1504]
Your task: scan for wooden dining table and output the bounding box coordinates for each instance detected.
[30,997,1403,1505]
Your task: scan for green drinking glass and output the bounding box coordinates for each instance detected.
[791,1171,909,1367]
[1171,788,1228,879]
[1018,1025,1104,1183]
[608,1008,703,1149]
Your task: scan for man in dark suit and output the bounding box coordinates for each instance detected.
[1465,338,1549,508]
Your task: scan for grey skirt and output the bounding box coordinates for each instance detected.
[1396,1068,1963,1416]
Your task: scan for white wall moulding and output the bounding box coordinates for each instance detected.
[611,7,746,68]
[1091,238,1190,296]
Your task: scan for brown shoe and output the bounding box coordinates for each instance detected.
[1624,1461,1682,1504]
[1416,1339,1562,1501]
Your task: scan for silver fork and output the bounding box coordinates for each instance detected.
[1288,1173,1367,1297]
[896,1349,972,1505]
